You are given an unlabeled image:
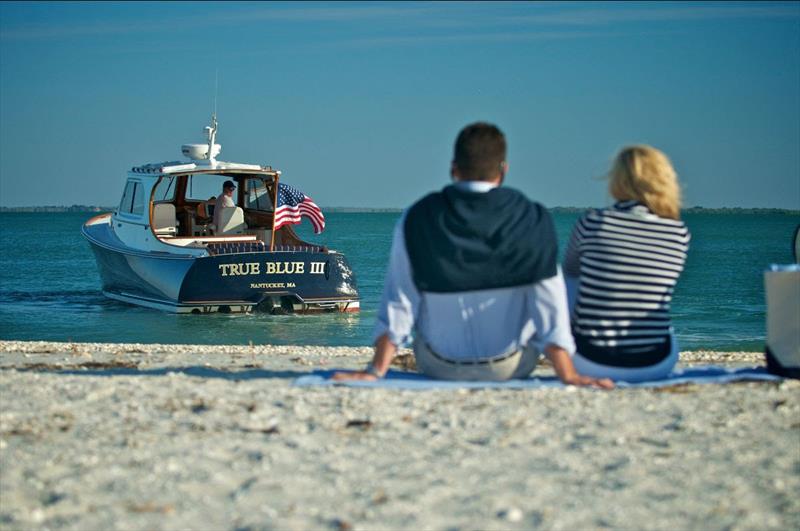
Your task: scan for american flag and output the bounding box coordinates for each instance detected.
[274,182,325,234]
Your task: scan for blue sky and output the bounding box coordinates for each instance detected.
[1,1,798,209]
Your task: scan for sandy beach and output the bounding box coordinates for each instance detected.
[0,340,798,531]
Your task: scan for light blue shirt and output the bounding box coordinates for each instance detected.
[373,181,576,361]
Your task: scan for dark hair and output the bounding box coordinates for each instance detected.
[453,122,506,181]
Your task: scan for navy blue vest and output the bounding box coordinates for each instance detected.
[404,184,558,293]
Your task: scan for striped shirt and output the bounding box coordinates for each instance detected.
[563,200,690,367]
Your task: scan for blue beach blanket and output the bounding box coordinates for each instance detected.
[293,366,781,390]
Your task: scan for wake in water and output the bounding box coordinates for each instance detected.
[0,290,114,310]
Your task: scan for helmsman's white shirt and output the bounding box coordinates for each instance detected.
[214,193,235,229]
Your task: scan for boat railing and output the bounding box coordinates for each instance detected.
[206,242,327,255]
[206,241,266,255]
[272,244,328,253]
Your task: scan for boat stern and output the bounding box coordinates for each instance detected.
[177,249,360,314]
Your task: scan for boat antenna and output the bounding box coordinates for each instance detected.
[204,114,218,164]
[205,72,219,164]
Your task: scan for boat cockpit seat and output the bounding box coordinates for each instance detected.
[153,203,178,237]
[218,206,246,235]
[193,202,214,236]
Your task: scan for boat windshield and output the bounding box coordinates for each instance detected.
[153,176,177,202]
[244,177,273,212]
[186,174,233,202]
[119,180,145,216]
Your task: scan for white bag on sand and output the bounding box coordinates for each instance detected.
[765,265,800,378]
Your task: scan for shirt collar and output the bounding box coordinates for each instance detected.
[614,199,654,216]
[453,180,499,193]
[614,199,640,209]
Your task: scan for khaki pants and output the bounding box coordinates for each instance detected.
[414,339,539,381]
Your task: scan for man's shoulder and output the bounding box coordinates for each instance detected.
[499,185,546,205]
[408,189,446,209]
[404,190,446,225]
[481,186,549,214]
[217,194,234,207]
[498,187,553,225]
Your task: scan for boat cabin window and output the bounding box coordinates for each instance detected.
[153,176,177,202]
[186,174,235,202]
[118,180,145,216]
[245,177,273,212]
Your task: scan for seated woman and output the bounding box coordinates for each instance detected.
[563,145,691,382]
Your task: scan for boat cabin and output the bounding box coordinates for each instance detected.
[111,163,322,257]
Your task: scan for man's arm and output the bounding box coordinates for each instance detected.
[333,334,396,381]
[333,215,418,381]
[545,344,613,389]
[562,220,583,314]
[530,271,613,389]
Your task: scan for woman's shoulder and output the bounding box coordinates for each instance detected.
[578,206,609,224]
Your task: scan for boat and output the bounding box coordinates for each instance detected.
[81,115,360,314]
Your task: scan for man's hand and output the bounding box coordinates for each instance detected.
[331,371,378,382]
[560,373,614,389]
[545,344,615,389]
[331,334,397,382]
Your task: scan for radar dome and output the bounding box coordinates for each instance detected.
[182,143,221,161]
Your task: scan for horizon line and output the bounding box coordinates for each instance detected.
[1,204,798,213]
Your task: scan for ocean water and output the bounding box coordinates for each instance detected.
[0,211,797,351]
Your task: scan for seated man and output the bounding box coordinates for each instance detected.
[213,180,236,232]
[335,123,611,388]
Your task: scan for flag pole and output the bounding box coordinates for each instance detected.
[270,172,280,251]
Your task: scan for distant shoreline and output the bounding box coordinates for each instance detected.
[1,205,798,215]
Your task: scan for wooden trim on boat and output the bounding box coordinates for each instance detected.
[270,173,280,252]
[84,212,112,226]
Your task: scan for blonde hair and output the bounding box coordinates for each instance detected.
[608,145,682,220]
